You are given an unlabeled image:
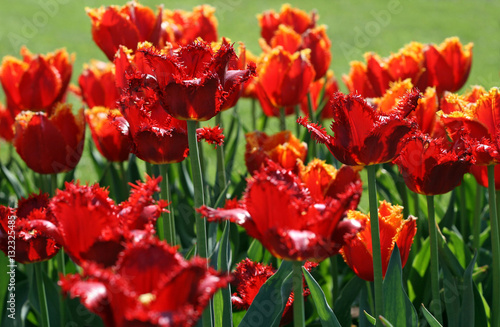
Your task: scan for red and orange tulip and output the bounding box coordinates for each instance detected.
[0,193,60,263]
[255,47,315,117]
[0,47,73,120]
[395,131,474,195]
[161,5,218,48]
[13,104,85,174]
[298,90,420,166]
[115,41,255,121]
[340,201,417,281]
[60,237,230,327]
[244,130,307,174]
[87,2,163,61]
[417,37,473,95]
[198,160,363,261]
[78,60,120,109]
[85,107,131,162]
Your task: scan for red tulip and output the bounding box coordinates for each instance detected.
[0,193,60,263]
[87,2,163,61]
[255,47,315,117]
[25,176,166,267]
[13,103,85,174]
[416,37,473,95]
[78,60,120,109]
[343,42,424,98]
[395,131,473,195]
[245,130,307,174]
[0,101,15,141]
[298,90,420,166]
[85,107,131,162]
[0,47,73,125]
[231,258,317,326]
[115,41,255,121]
[198,161,364,261]
[259,4,316,44]
[161,5,218,48]
[340,201,417,281]
[60,237,231,327]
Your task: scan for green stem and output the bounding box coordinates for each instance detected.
[215,113,227,191]
[295,105,301,137]
[426,195,442,324]
[473,182,482,250]
[160,164,176,245]
[187,120,211,327]
[145,161,153,177]
[50,174,57,196]
[489,165,500,327]
[118,161,129,194]
[413,191,420,218]
[35,262,50,327]
[251,98,257,131]
[293,261,305,327]
[459,183,468,238]
[279,107,286,131]
[365,281,375,317]
[367,164,383,322]
[307,93,317,159]
[329,256,339,304]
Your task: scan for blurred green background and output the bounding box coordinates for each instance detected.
[1,0,499,183]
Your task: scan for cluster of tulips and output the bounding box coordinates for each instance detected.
[0,2,498,327]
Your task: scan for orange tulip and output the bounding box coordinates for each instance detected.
[85,107,131,162]
[13,104,85,174]
[256,47,315,117]
[78,61,120,109]
[245,130,307,174]
[340,201,417,281]
[161,5,218,48]
[87,2,163,61]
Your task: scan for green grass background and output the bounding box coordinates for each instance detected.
[0,0,499,183]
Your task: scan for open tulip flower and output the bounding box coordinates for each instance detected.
[87,2,163,61]
[340,201,417,281]
[0,193,61,263]
[25,176,167,268]
[231,258,318,326]
[440,87,500,165]
[298,90,420,166]
[395,131,474,195]
[245,130,307,174]
[416,37,473,95]
[85,107,131,162]
[258,4,330,80]
[343,42,424,98]
[255,47,315,117]
[161,5,218,48]
[60,237,231,327]
[13,103,85,174]
[198,160,364,262]
[78,60,120,109]
[0,101,15,141]
[115,41,255,121]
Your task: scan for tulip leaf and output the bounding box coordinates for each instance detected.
[379,315,395,327]
[333,275,364,327]
[239,260,293,327]
[0,162,26,198]
[363,311,376,325]
[421,304,443,327]
[382,245,418,327]
[302,267,341,327]
[247,239,264,263]
[214,219,233,327]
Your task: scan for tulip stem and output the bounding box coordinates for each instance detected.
[160,164,176,245]
[459,183,468,238]
[367,164,383,324]
[426,195,442,324]
[187,120,212,327]
[307,93,317,158]
[329,256,339,303]
[293,261,305,327]
[35,262,50,327]
[473,182,482,250]
[279,107,286,131]
[251,98,257,131]
[488,165,500,327]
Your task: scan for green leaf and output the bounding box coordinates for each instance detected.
[459,252,477,327]
[364,311,377,325]
[333,275,364,327]
[247,239,264,262]
[421,304,443,327]
[214,221,233,326]
[382,245,418,327]
[0,162,26,198]
[379,315,395,327]
[239,260,293,327]
[302,268,341,327]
